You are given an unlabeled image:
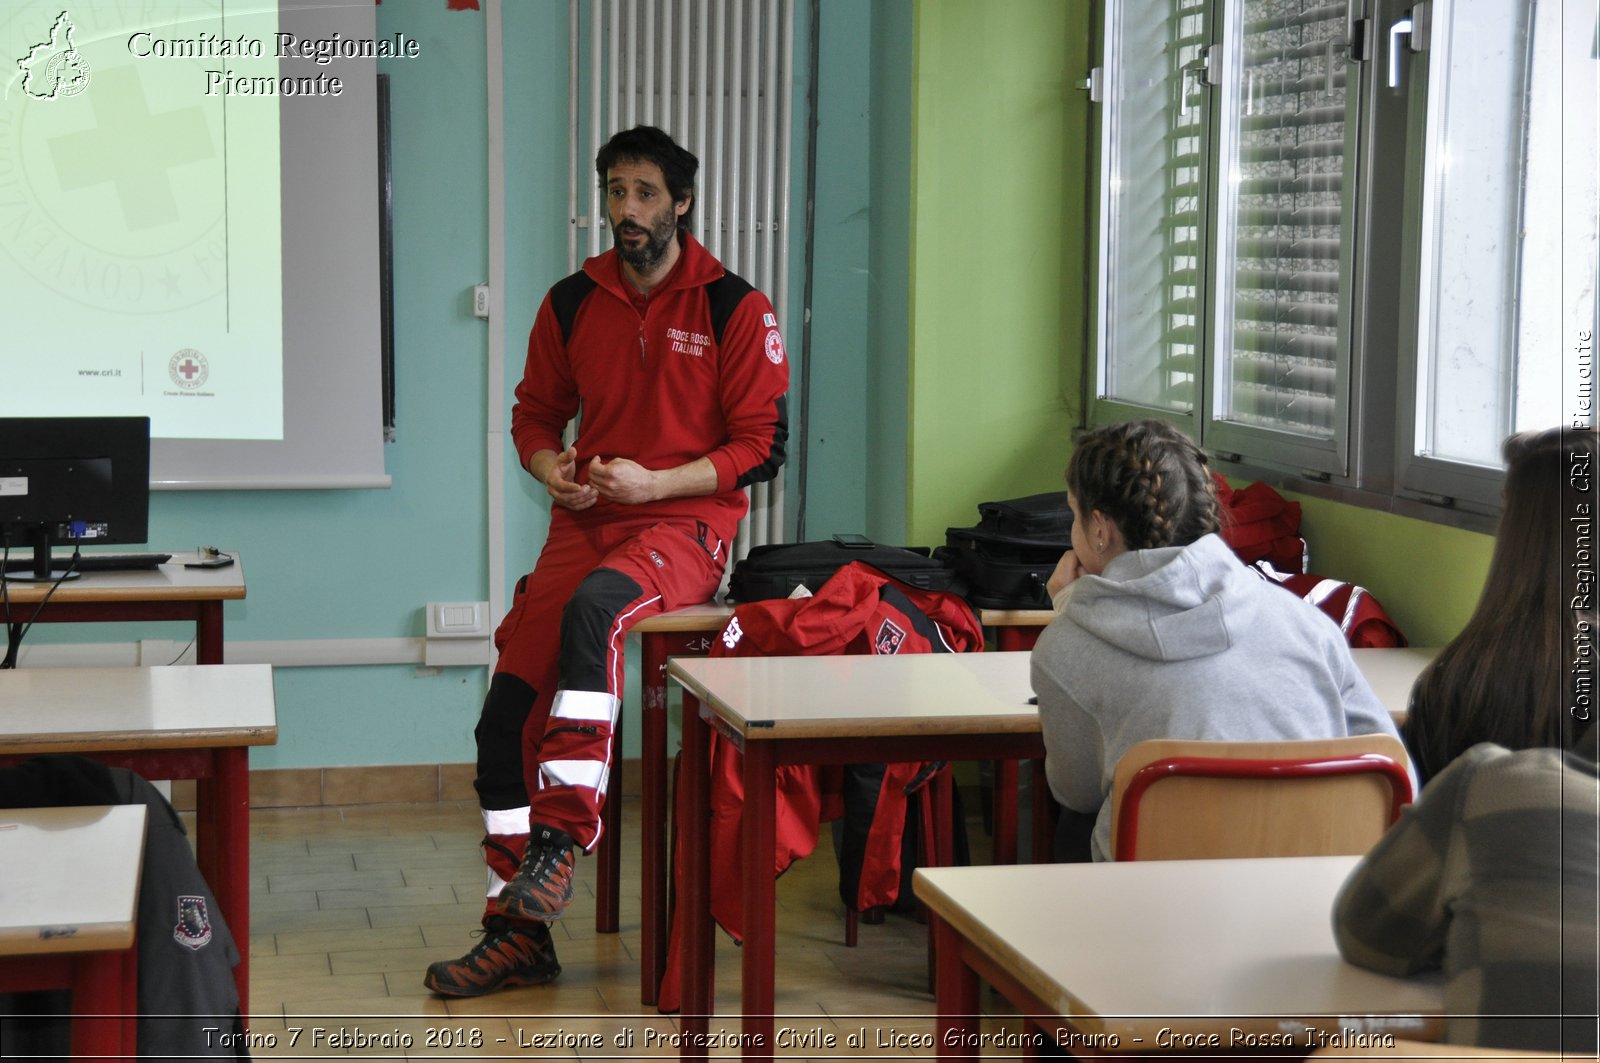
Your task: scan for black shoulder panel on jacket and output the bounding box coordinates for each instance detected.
[734,393,789,490]
[705,271,757,345]
[550,271,599,343]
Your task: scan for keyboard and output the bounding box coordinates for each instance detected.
[3,552,172,574]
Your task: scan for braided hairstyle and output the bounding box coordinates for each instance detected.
[1066,419,1221,551]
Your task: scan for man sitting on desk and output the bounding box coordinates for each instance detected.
[424,125,789,997]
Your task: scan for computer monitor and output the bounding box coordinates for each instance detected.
[0,417,151,582]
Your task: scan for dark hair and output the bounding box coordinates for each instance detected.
[1066,419,1221,550]
[1406,426,1598,782]
[595,125,697,230]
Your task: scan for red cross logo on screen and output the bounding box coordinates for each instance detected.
[168,348,209,390]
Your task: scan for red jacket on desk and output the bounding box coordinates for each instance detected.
[656,562,984,1012]
[511,231,789,546]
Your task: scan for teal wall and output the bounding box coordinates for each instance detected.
[103,0,885,772]
[156,0,500,771]
[865,0,915,542]
[800,0,913,543]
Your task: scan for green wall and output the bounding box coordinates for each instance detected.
[1287,493,1493,647]
[906,0,1093,545]
[901,0,1492,645]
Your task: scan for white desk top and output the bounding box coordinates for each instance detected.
[667,646,1428,739]
[0,804,146,955]
[0,551,246,603]
[0,664,277,752]
[914,856,1442,1047]
[1351,646,1436,720]
[667,650,1038,739]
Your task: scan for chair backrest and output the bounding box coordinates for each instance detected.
[1110,734,1413,862]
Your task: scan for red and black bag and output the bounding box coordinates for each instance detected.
[656,562,983,1012]
[1253,563,1408,648]
[1214,475,1308,574]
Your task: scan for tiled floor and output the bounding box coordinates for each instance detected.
[245,797,1006,1059]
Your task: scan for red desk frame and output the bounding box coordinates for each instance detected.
[1,553,245,665]
[0,947,139,1060]
[672,663,1046,1060]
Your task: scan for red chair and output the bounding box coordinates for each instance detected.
[1110,735,1414,862]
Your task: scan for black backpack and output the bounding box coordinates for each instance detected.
[726,537,956,602]
[937,492,1073,609]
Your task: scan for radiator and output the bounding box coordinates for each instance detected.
[569,0,796,554]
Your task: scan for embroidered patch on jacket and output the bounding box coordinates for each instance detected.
[873,618,906,655]
[763,329,785,364]
[174,895,214,951]
[762,312,777,328]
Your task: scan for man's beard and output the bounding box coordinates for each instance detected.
[614,211,678,272]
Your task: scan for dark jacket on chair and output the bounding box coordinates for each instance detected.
[0,755,248,1060]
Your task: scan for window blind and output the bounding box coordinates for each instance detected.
[1156,0,1210,412]
[1213,0,1352,439]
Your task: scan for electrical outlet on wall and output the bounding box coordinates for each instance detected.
[424,601,490,666]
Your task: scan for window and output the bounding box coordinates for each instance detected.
[1395,0,1596,505]
[1089,0,1597,522]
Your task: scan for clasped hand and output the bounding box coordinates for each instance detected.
[543,446,657,509]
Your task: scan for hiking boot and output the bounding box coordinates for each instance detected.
[423,916,560,997]
[496,823,578,922]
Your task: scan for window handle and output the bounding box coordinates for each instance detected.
[1076,66,1104,104]
[1388,3,1430,89]
[1179,46,1216,117]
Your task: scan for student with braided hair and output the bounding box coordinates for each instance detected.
[1030,419,1401,861]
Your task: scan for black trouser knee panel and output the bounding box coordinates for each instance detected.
[557,567,644,693]
[474,672,537,810]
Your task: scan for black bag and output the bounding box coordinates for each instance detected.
[726,538,956,602]
[938,491,1073,609]
[833,762,969,917]
[975,492,1075,540]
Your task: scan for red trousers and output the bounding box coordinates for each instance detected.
[474,510,725,904]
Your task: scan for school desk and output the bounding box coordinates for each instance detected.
[0,804,147,1060]
[669,650,1045,1059]
[914,855,1444,1056]
[0,550,246,664]
[0,664,276,1012]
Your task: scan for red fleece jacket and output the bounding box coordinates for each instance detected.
[511,233,789,543]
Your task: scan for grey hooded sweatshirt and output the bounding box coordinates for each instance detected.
[1030,533,1400,861]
